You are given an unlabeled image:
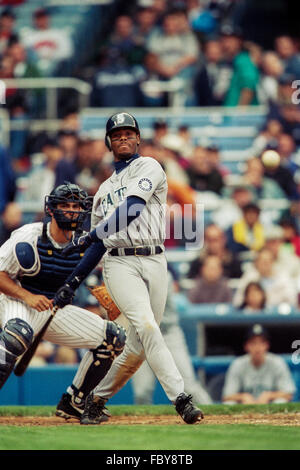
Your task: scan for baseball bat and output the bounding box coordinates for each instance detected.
[14,305,59,377]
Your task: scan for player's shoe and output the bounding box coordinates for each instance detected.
[55,393,84,420]
[174,393,204,424]
[80,392,109,425]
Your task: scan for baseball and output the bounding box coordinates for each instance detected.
[261,150,281,168]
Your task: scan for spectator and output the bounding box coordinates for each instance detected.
[188,254,233,304]
[243,157,287,200]
[187,146,224,194]
[212,186,254,231]
[54,137,90,188]
[238,282,267,313]
[0,201,22,246]
[279,218,300,258]
[150,119,169,146]
[276,133,299,175]
[226,202,265,254]
[258,52,284,104]
[250,119,283,158]
[224,41,262,106]
[264,224,300,280]
[147,8,200,105]
[90,47,143,108]
[133,6,160,48]
[0,8,17,55]
[159,133,191,185]
[188,224,242,279]
[267,73,300,146]
[274,35,300,78]
[139,51,166,106]
[20,8,74,76]
[105,15,145,67]
[233,247,298,308]
[194,39,232,106]
[57,130,79,162]
[132,271,212,405]
[20,138,63,209]
[220,23,243,65]
[165,183,196,249]
[176,125,194,159]
[260,148,299,200]
[0,144,16,215]
[7,40,43,117]
[205,143,230,177]
[222,324,296,404]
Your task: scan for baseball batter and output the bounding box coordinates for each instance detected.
[55,112,204,425]
[0,183,126,420]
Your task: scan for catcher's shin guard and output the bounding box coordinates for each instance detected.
[0,318,33,389]
[71,321,126,401]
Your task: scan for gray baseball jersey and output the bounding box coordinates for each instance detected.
[222,353,296,399]
[91,156,167,248]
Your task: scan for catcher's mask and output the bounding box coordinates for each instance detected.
[45,182,92,231]
[105,112,140,151]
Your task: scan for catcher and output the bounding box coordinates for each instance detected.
[0,182,126,421]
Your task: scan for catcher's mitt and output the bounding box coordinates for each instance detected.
[88,284,121,321]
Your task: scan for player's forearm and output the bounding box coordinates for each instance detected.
[258,391,293,402]
[90,195,146,241]
[65,241,107,290]
[223,392,255,404]
[0,271,32,302]
[238,88,254,105]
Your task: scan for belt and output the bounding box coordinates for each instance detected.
[109,246,163,257]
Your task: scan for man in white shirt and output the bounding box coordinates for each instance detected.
[20,8,73,75]
[222,324,296,404]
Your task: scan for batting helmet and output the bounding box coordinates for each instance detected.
[105,112,140,150]
[44,182,92,231]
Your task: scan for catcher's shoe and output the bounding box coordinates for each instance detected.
[80,392,109,425]
[175,393,204,424]
[55,393,84,420]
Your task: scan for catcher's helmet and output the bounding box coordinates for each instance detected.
[44,182,92,231]
[105,112,140,150]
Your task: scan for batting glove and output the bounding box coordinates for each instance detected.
[53,284,75,309]
[62,233,93,257]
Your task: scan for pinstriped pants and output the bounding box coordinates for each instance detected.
[0,294,108,391]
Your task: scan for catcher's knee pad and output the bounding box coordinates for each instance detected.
[100,321,126,359]
[0,318,33,389]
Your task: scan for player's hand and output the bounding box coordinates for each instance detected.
[255,391,274,404]
[53,284,75,309]
[23,293,53,312]
[239,393,257,404]
[62,233,93,257]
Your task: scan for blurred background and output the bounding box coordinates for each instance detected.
[1,0,300,405]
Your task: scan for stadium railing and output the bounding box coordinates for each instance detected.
[1,78,92,120]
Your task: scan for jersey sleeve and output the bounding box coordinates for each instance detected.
[126,157,166,203]
[0,224,41,278]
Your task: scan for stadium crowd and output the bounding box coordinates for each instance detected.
[0,0,299,400]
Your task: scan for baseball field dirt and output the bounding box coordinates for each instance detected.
[0,412,300,426]
[1,404,300,450]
